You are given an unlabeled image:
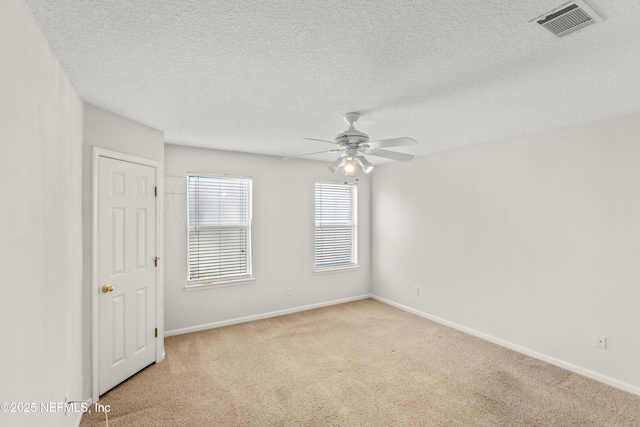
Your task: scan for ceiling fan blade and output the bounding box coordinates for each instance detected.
[362,148,415,162]
[283,149,342,160]
[303,137,337,145]
[367,137,418,149]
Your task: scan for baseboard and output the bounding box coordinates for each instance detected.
[71,412,83,427]
[371,295,640,397]
[70,397,94,427]
[76,406,109,427]
[165,294,372,336]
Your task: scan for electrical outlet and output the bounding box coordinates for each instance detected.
[287,287,292,295]
[414,286,420,295]
[595,335,606,349]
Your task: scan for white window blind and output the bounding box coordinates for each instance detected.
[315,182,357,269]
[187,175,252,284]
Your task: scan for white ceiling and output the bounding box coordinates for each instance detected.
[26,0,640,164]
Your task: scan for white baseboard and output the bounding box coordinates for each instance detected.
[371,295,640,397]
[165,294,372,337]
[71,397,94,427]
[72,412,83,427]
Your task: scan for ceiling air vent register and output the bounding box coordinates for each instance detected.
[531,0,604,38]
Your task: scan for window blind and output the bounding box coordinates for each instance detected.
[187,175,252,283]
[315,182,357,269]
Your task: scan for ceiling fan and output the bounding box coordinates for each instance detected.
[284,112,418,176]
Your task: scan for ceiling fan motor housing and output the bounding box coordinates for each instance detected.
[335,124,369,145]
[335,111,369,145]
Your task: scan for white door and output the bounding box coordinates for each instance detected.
[98,156,157,395]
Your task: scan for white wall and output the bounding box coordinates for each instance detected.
[371,112,640,394]
[83,103,165,163]
[0,1,84,426]
[82,104,164,395]
[164,145,371,334]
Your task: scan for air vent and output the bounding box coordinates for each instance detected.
[531,0,603,38]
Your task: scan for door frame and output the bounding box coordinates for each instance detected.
[91,147,164,402]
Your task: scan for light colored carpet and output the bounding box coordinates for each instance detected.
[81,298,640,426]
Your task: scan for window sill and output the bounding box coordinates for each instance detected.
[314,264,360,275]
[185,277,255,292]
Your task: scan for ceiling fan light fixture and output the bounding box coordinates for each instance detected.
[356,155,374,173]
[344,155,356,175]
[328,155,346,173]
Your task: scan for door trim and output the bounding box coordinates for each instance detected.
[91,147,164,402]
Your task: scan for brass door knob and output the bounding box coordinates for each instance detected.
[102,285,114,293]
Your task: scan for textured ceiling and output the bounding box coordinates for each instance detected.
[25,0,640,163]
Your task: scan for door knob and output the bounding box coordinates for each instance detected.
[102,285,114,293]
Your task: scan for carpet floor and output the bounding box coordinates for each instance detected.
[81,298,640,426]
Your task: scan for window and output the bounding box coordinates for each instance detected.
[315,182,358,270]
[187,174,252,287]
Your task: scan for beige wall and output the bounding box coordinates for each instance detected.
[164,144,371,334]
[371,112,640,394]
[0,1,84,426]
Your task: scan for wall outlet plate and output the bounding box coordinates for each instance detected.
[595,335,606,349]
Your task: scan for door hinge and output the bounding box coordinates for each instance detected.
[154,257,159,267]
[155,186,158,197]
[155,328,158,338]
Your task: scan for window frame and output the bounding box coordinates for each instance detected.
[314,181,359,273]
[185,173,254,291]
